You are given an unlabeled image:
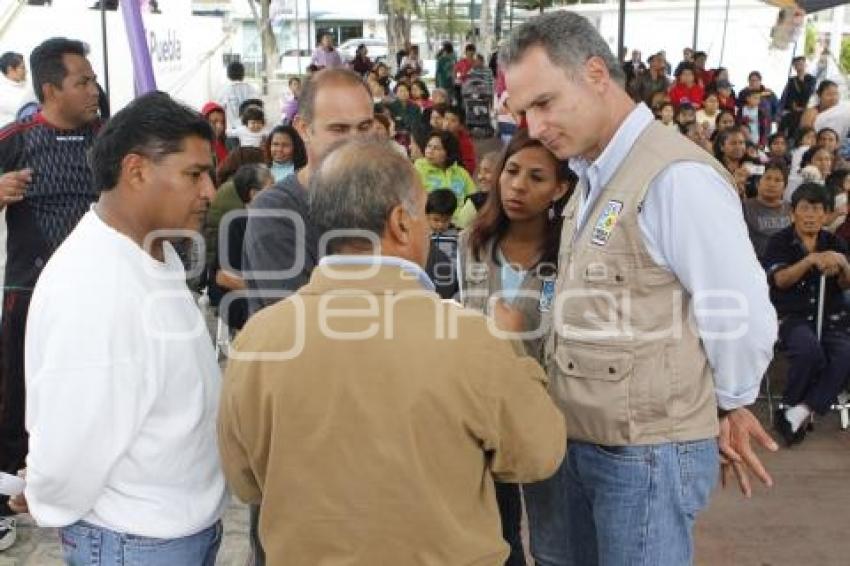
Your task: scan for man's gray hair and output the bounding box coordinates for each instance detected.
[308,137,420,254]
[500,10,625,86]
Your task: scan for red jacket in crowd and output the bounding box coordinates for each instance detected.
[717,93,737,112]
[455,127,477,174]
[668,82,705,109]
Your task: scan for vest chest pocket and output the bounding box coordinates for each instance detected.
[555,344,633,382]
[581,260,631,288]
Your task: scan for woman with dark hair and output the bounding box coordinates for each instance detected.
[436,41,457,92]
[349,44,373,76]
[262,125,306,182]
[829,170,850,240]
[410,79,432,111]
[457,129,575,566]
[414,130,476,227]
[825,168,850,232]
[816,127,849,171]
[786,143,834,202]
[713,127,747,173]
[800,144,834,180]
[710,109,737,142]
[800,80,840,130]
[205,147,266,286]
[387,82,422,133]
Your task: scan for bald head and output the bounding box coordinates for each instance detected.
[309,138,424,256]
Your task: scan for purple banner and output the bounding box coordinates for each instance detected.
[121,0,157,95]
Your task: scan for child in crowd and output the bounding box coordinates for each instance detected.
[263,125,307,183]
[658,102,677,129]
[715,79,737,112]
[426,189,459,235]
[424,189,460,300]
[696,92,720,136]
[768,133,790,168]
[235,105,267,148]
[675,103,696,127]
[743,162,792,258]
[739,89,767,147]
[443,106,477,174]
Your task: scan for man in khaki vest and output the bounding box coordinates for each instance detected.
[502,11,780,566]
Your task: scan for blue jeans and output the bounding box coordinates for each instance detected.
[524,439,718,566]
[58,520,222,565]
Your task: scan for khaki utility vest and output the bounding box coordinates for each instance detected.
[547,120,736,445]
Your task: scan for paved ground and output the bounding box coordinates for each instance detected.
[3,407,848,566]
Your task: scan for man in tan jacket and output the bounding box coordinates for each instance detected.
[218,138,566,565]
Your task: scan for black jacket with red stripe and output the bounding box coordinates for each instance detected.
[0,113,101,291]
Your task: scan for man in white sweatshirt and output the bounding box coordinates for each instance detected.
[21,91,227,565]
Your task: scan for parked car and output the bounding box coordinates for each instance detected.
[338,38,388,63]
[276,48,312,76]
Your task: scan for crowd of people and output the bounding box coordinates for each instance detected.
[0,7,847,566]
[622,45,850,447]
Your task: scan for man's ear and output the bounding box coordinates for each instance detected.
[584,56,612,92]
[293,115,310,144]
[120,153,148,191]
[41,82,57,104]
[386,204,411,246]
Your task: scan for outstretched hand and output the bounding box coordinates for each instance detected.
[718,407,779,498]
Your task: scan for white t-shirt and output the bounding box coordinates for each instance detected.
[218,81,259,135]
[0,74,36,126]
[814,102,850,140]
[25,210,228,538]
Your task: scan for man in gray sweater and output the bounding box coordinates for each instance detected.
[241,68,376,317]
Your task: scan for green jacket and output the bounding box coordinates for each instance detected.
[386,99,422,133]
[204,180,244,268]
[414,158,476,228]
[436,54,457,90]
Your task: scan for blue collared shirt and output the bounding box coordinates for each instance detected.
[319,255,436,292]
[570,104,778,410]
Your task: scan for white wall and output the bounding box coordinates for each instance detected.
[0,0,229,113]
[572,0,800,94]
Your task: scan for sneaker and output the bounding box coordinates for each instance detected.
[0,516,16,551]
[774,409,806,447]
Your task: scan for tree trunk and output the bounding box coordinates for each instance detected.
[261,0,278,95]
[386,0,413,69]
[247,0,278,96]
[479,0,493,56]
[494,0,507,41]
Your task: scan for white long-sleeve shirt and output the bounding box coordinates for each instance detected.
[0,73,36,127]
[571,104,777,410]
[25,210,228,538]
